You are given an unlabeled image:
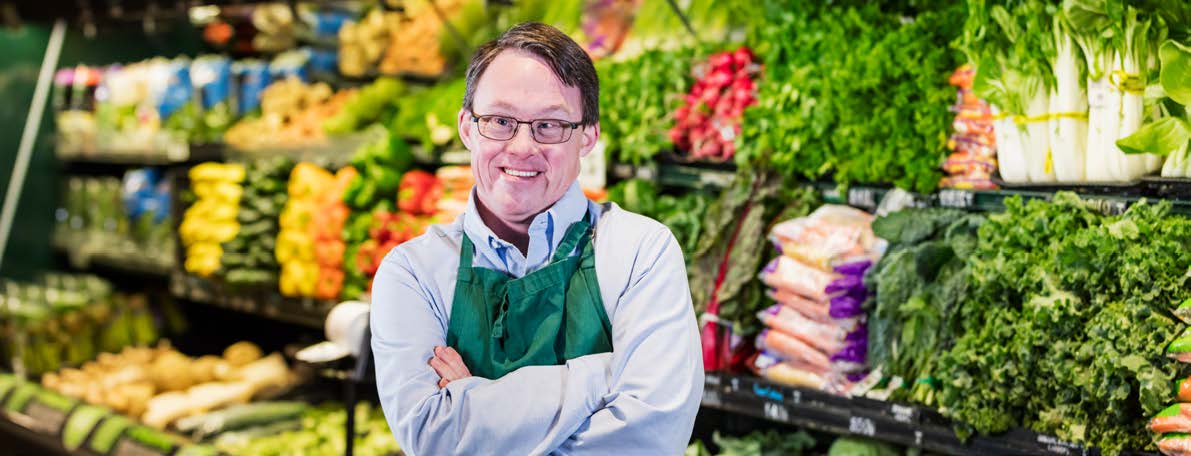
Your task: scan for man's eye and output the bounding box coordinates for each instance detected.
[493,117,512,127]
[536,122,559,130]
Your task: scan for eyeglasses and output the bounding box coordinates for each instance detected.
[470,112,582,144]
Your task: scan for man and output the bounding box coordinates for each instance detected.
[370,22,703,455]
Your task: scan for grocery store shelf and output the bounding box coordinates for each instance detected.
[52,242,173,279]
[170,271,333,330]
[701,372,1154,456]
[56,143,227,168]
[610,160,1191,215]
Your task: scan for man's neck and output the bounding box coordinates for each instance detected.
[475,199,533,255]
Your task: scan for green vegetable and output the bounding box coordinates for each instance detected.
[324,77,407,135]
[597,47,699,165]
[214,402,398,456]
[827,437,901,456]
[175,444,220,456]
[710,429,815,456]
[933,193,1191,453]
[210,419,302,449]
[866,208,983,405]
[89,415,132,454]
[63,405,109,450]
[1168,328,1191,356]
[737,0,961,193]
[126,425,178,452]
[175,401,306,441]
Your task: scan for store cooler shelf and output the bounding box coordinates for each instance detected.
[702,372,1155,456]
[56,143,227,169]
[611,161,1191,215]
[170,272,333,330]
[52,238,173,279]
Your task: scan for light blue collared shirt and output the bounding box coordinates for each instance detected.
[370,181,703,456]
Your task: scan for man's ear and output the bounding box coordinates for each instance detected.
[457,108,474,151]
[578,121,601,158]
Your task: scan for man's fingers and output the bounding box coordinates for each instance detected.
[443,348,472,377]
[429,355,451,378]
[438,378,449,389]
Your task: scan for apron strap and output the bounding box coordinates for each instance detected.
[550,213,593,264]
[457,235,476,283]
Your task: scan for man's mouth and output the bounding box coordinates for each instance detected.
[501,167,541,178]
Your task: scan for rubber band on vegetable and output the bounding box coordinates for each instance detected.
[1108,70,1146,94]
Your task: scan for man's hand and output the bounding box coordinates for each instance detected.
[429,346,472,388]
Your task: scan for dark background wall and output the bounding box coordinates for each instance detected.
[0,19,202,279]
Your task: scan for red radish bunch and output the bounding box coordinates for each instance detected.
[669,47,760,161]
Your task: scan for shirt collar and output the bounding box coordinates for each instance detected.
[463,182,589,276]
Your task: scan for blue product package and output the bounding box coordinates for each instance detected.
[122,168,163,222]
[157,60,192,120]
[234,60,270,115]
[308,48,338,74]
[304,9,352,37]
[192,56,233,111]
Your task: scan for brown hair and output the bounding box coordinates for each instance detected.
[462,22,599,125]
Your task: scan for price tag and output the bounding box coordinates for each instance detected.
[729,377,741,394]
[1083,198,1129,215]
[790,389,802,405]
[635,165,657,180]
[698,170,734,188]
[705,373,722,387]
[848,415,876,437]
[611,164,635,180]
[848,188,878,210]
[937,189,975,209]
[914,430,923,446]
[762,401,790,423]
[702,389,721,407]
[890,404,917,424]
[1037,435,1081,455]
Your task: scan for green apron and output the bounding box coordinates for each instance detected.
[446,213,613,379]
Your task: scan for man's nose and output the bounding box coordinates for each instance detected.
[505,124,538,156]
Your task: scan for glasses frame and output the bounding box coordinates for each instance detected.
[469,112,583,144]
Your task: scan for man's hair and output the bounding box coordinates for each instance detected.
[462,22,599,125]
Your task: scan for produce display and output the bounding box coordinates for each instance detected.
[219,157,294,289]
[224,78,353,150]
[752,206,879,392]
[54,171,174,269]
[390,77,466,152]
[181,162,246,278]
[597,47,697,165]
[956,0,1184,183]
[212,402,398,456]
[669,47,759,162]
[277,163,355,299]
[1,274,172,376]
[940,65,999,190]
[736,1,962,193]
[686,430,905,456]
[688,170,820,371]
[338,0,463,78]
[860,194,1191,453]
[40,340,292,430]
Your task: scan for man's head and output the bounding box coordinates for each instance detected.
[458,22,600,225]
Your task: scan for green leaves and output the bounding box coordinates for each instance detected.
[1160,40,1191,106]
[736,1,961,194]
[927,193,1191,454]
[1117,116,1191,155]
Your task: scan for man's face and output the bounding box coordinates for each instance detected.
[459,49,600,224]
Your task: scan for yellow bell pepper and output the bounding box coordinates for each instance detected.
[279,201,316,231]
[190,162,246,183]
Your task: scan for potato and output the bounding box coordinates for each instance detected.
[223,341,263,367]
[150,351,194,392]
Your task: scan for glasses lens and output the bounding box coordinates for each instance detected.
[478,116,516,140]
[531,120,570,144]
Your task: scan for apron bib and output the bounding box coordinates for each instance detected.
[446,214,613,379]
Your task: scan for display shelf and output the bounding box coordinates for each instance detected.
[52,239,173,279]
[170,271,333,330]
[701,372,1155,456]
[610,160,1191,216]
[57,143,227,169]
